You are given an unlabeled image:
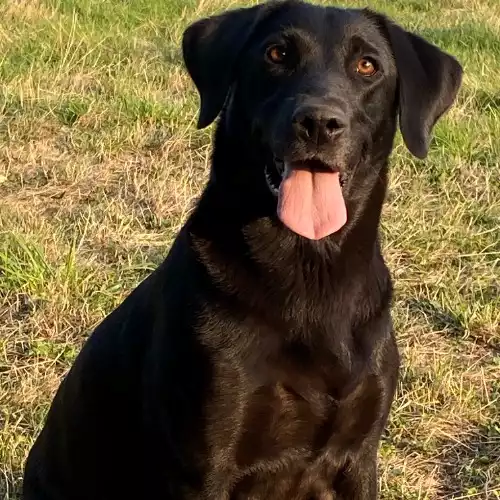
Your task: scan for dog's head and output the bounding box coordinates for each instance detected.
[182,1,462,240]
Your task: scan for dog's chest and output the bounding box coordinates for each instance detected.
[235,383,330,465]
[209,374,382,499]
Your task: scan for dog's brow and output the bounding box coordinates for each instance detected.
[343,16,384,46]
[348,35,381,56]
[278,27,318,49]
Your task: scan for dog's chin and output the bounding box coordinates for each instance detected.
[264,157,347,197]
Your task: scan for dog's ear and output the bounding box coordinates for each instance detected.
[382,19,463,158]
[182,5,268,129]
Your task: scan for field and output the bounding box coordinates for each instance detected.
[0,0,499,498]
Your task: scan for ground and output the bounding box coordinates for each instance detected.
[0,0,499,498]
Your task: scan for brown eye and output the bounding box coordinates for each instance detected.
[356,57,378,77]
[266,44,288,64]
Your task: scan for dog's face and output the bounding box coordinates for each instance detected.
[183,1,462,240]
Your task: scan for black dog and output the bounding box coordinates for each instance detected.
[23,1,462,498]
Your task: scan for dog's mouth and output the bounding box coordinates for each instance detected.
[265,157,346,196]
[265,157,348,240]
[264,157,285,195]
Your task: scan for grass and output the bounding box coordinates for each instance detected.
[0,0,499,498]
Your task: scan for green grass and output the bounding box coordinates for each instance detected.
[0,0,499,498]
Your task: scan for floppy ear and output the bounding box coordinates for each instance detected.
[182,5,268,129]
[383,20,463,158]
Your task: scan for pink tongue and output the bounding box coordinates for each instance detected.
[278,168,347,240]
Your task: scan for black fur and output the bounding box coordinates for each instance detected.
[23,2,462,499]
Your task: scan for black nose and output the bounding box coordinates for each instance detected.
[292,106,346,145]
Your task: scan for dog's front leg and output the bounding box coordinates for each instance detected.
[333,451,378,500]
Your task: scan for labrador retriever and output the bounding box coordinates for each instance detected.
[23,1,462,499]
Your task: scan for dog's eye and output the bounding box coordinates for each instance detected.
[266,44,288,65]
[356,57,378,77]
